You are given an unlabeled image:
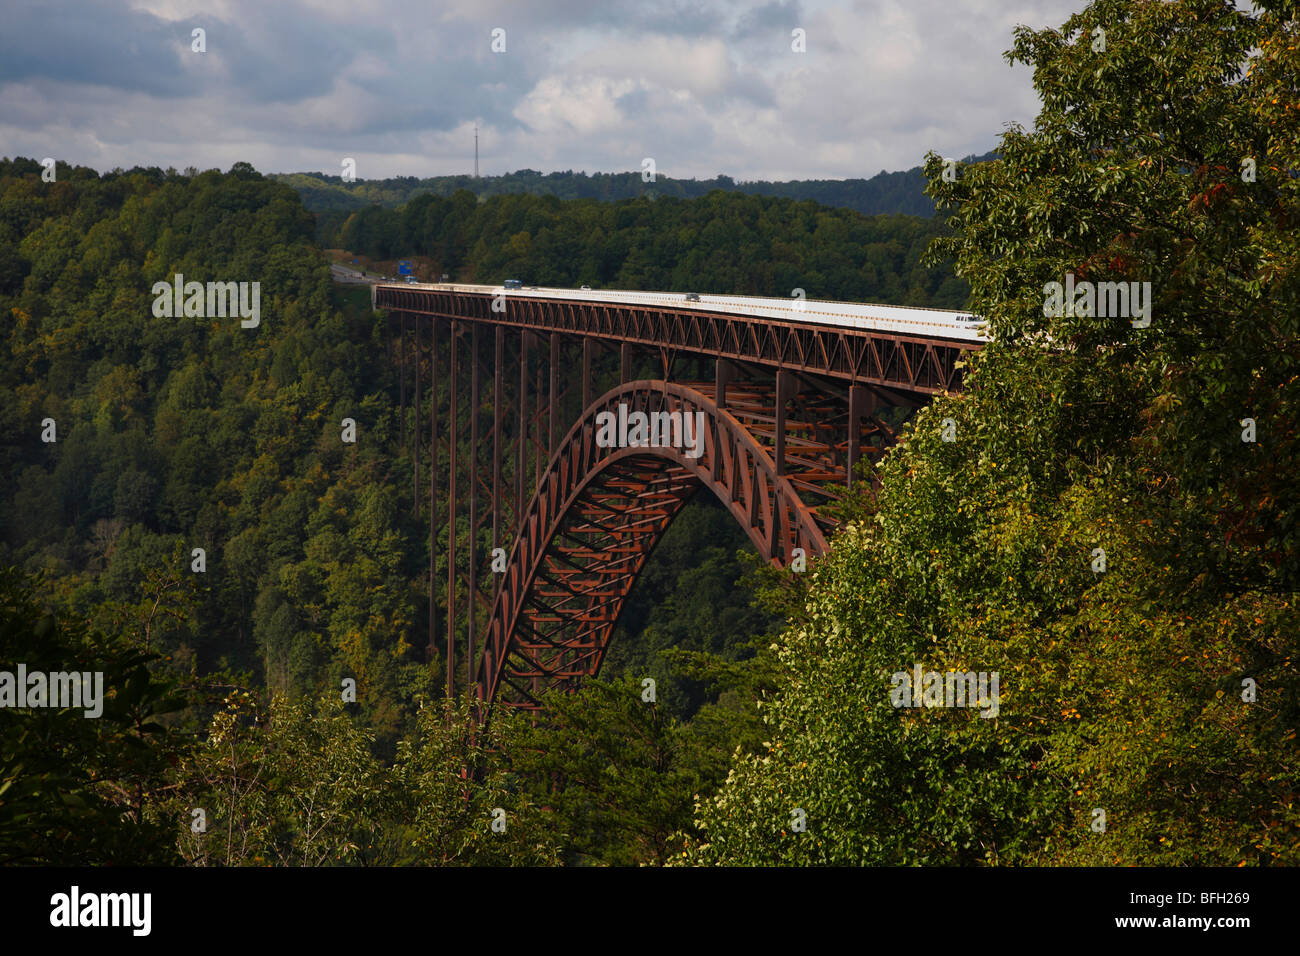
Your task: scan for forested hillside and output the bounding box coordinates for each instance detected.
[0,155,946,865]
[333,190,968,307]
[0,158,441,744]
[0,160,965,726]
[3,0,1295,869]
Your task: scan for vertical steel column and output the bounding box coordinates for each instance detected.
[429,319,439,662]
[716,358,735,407]
[468,323,480,694]
[775,369,794,477]
[620,342,632,383]
[399,316,407,449]
[446,320,458,699]
[582,338,594,411]
[847,384,873,488]
[518,330,529,522]
[493,326,504,593]
[549,333,559,454]
[413,318,421,515]
[535,358,544,495]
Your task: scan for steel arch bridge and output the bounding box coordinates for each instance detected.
[374,283,981,711]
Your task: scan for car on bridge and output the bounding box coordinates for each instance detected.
[503,279,523,290]
[684,292,700,302]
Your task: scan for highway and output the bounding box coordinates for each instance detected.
[330,262,378,285]
[385,282,987,343]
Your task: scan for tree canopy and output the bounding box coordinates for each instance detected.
[683,0,1300,866]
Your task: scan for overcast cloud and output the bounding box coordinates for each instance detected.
[0,0,1085,180]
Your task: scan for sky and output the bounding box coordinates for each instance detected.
[0,0,1087,182]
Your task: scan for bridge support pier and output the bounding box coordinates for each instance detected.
[583,338,594,411]
[468,322,481,694]
[847,384,875,487]
[518,330,529,533]
[398,315,406,449]
[428,319,438,660]
[549,333,559,453]
[715,358,736,408]
[446,319,458,699]
[493,327,504,597]
[413,318,420,515]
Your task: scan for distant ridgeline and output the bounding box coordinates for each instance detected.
[275,152,997,244]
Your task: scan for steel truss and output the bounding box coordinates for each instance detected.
[385,294,968,712]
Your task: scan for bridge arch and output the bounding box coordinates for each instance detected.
[476,379,827,710]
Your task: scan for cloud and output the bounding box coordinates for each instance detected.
[0,0,197,97]
[0,0,1083,180]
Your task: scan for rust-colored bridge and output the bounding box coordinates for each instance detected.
[374,282,983,711]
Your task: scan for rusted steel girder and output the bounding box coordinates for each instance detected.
[376,286,974,395]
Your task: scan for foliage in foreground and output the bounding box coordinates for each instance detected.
[683,0,1300,866]
[0,565,185,865]
[166,692,562,866]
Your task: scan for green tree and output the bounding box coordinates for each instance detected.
[512,676,713,866]
[391,697,562,866]
[168,691,391,866]
[685,0,1300,866]
[0,566,187,865]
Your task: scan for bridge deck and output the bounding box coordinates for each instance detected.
[380,282,987,344]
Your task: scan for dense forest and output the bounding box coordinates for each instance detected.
[3,0,1298,867]
[0,154,917,865]
[328,189,968,307]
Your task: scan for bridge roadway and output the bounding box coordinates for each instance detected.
[387,281,987,344]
